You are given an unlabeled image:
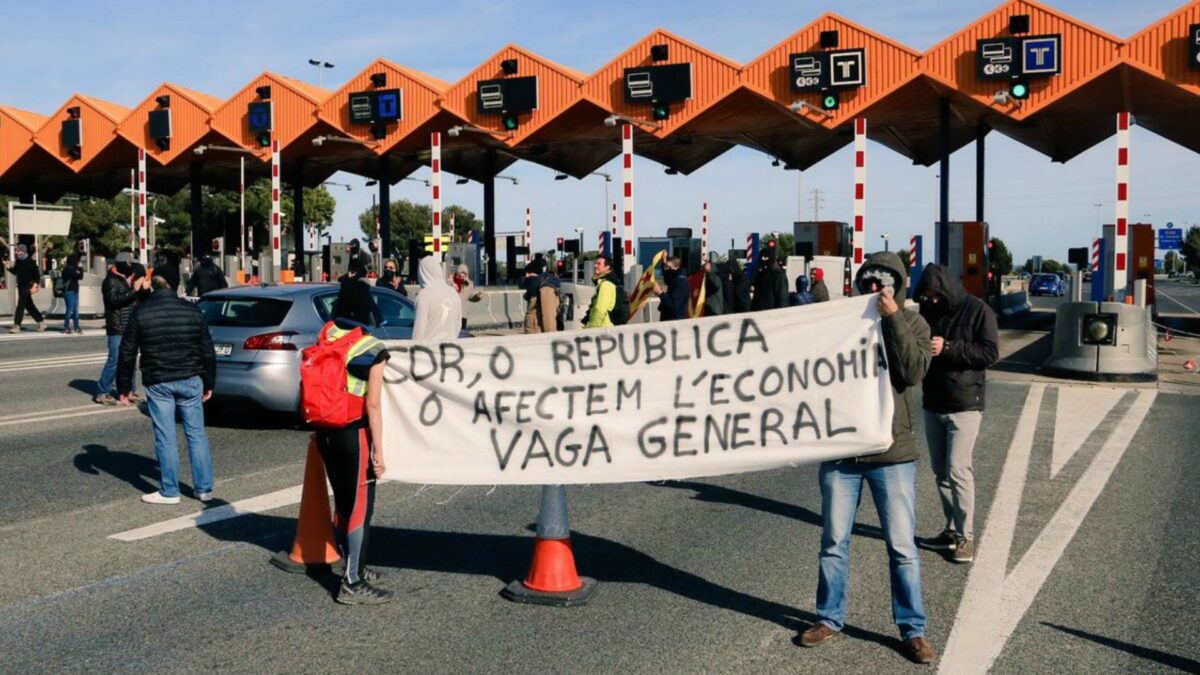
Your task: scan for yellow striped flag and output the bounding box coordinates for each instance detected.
[686,267,707,318]
[628,250,667,320]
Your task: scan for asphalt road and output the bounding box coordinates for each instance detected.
[1,327,1197,674]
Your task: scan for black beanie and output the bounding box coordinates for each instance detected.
[335,278,374,325]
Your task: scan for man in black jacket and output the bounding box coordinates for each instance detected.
[654,256,691,321]
[186,256,227,297]
[913,264,999,564]
[750,247,789,311]
[800,251,936,664]
[118,275,217,505]
[8,243,45,333]
[96,262,145,405]
[154,250,182,294]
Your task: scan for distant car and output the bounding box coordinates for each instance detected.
[1029,273,1065,297]
[198,283,421,415]
[1082,271,1093,283]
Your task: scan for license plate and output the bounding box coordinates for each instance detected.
[214,343,233,356]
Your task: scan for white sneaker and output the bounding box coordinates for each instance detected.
[141,492,181,505]
[196,492,213,503]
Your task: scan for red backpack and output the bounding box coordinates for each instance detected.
[300,322,367,429]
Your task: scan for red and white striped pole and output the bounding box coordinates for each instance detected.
[909,235,918,269]
[1113,112,1130,295]
[745,234,754,261]
[270,139,282,276]
[524,208,532,251]
[611,202,617,240]
[129,169,136,254]
[701,202,709,264]
[1091,237,1101,272]
[852,117,867,271]
[449,211,456,243]
[137,148,148,266]
[622,124,634,259]
[431,132,442,259]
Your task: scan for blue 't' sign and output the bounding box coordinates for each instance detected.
[1022,36,1061,76]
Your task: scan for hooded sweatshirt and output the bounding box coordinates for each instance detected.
[913,263,999,414]
[852,251,932,465]
[413,256,461,341]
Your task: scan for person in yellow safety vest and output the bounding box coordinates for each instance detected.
[316,277,394,605]
[585,254,617,328]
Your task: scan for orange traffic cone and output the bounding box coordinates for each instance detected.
[270,437,342,573]
[501,485,597,607]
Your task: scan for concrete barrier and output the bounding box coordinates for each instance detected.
[995,290,1032,318]
[1043,300,1156,382]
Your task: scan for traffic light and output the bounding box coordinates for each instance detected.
[556,237,565,254]
[1010,80,1030,100]
[652,104,670,121]
[256,132,271,147]
[821,92,840,111]
[556,259,565,275]
[502,114,519,131]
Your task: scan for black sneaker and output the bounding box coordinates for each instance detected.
[335,580,394,605]
[360,567,388,584]
[926,530,957,550]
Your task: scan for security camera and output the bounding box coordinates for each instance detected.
[993,90,1010,105]
[603,115,618,128]
[312,136,325,147]
[193,146,206,156]
[448,126,462,138]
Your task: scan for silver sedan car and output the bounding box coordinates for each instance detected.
[198,283,417,414]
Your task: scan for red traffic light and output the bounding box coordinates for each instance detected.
[556,260,565,270]
[767,239,777,248]
[556,237,564,250]
[211,239,221,251]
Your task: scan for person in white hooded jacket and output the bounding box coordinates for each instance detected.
[412,256,462,341]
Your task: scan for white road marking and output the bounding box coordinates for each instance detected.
[940,386,1156,674]
[108,484,308,542]
[0,352,106,366]
[1051,386,1123,478]
[0,406,137,428]
[0,403,99,422]
[1155,288,1200,316]
[0,356,107,373]
[0,331,105,342]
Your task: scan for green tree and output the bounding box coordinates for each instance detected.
[358,200,482,255]
[989,236,1014,275]
[1164,250,1182,273]
[1182,225,1200,272]
[1040,259,1063,273]
[896,248,911,269]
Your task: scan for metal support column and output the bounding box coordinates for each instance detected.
[378,155,392,259]
[190,161,203,259]
[975,123,987,223]
[483,156,498,286]
[938,98,951,265]
[292,163,305,277]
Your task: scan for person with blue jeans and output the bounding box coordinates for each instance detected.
[96,260,143,405]
[799,251,936,665]
[117,275,216,504]
[61,251,84,333]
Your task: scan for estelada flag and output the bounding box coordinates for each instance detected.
[686,268,707,318]
[628,250,667,319]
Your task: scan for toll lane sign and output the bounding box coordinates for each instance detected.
[1190,25,1200,70]
[789,49,866,92]
[977,34,1061,79]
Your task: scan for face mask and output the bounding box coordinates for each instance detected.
[856,267,898,296]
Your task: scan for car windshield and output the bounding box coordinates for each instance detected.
[313,290,415,326]
[1034,274,1057,284]
[199,297,292,328]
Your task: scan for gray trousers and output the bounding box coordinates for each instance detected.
[924,409,982,540]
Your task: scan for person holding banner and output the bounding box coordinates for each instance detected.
[800,251,936,665]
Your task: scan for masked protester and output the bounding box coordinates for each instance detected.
[413,256,462,341]
[750,247,788,311]
[655,256,690,321]
[61,248,85,333]
[809,267,831,303]
[703,263,725,316]
[800,251,936,665]
[448,264,482,331]
[347,239,372,278]
[8,244,45,333]
[186,255,227,298]
[379,259,407,297]
[913,263,999,564]
[790,274,814,306]
[718,260,750,314]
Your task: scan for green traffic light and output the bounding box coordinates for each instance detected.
[1011,81,1029,100]
[503,115,519,131]
[822,94,839,111]
[652,105,670,121]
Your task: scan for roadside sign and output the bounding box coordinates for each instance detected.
[622,63,693,104]
[347,88,403,124]
[475,76,538,115]
[1158,227,1182,250]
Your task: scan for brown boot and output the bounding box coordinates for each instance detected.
[953,537,975,563]
[799,623,839,647]
[902,636,936,664]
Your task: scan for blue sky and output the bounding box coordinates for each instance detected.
[2,0,1195,264]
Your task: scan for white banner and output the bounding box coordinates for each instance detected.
[380,295,894,485]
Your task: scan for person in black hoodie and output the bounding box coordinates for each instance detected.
[8,243,45,333]
[61,248,85,333]
[154,250,182,294]
[750,247,789,311]
[186,256,227,297]
[118,275,216,505]
[800,251,936,665]
[96,262,145,405]
[913,264,999,565]
[654,256,691,321]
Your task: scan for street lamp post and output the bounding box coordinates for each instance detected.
[307,59,334,88]
[556,171,611,245]
[880,233,890,251]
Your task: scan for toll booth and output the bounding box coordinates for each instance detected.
[1129,223,1155,306]
[793,221,851,258]
[938,221,989,298]
[638,232,702,275]
[327,242,352,281]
